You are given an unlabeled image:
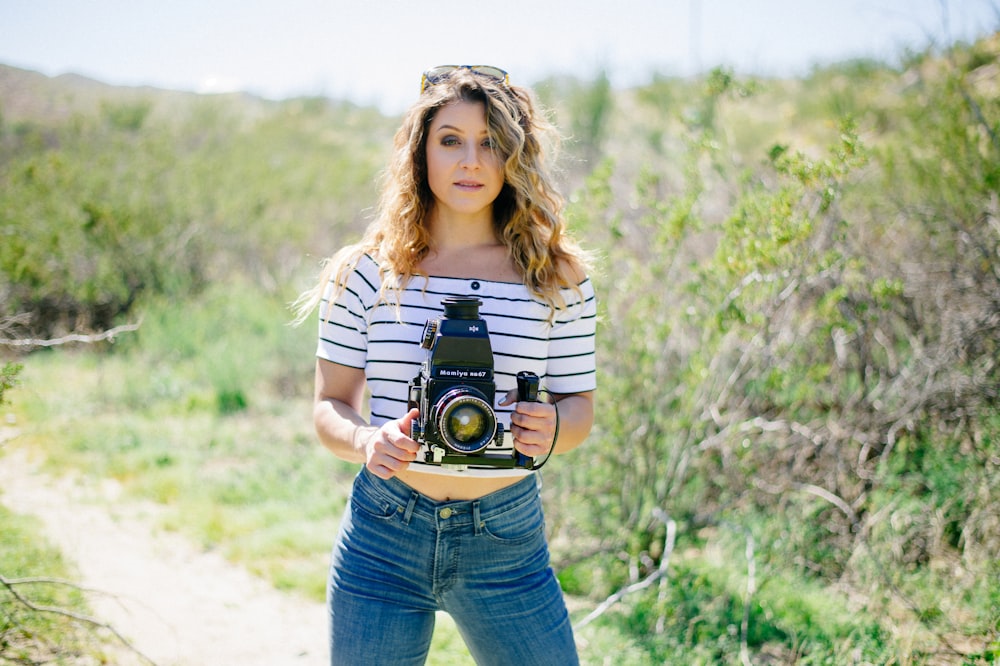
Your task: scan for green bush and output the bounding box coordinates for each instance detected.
[0,91,392,341]
[555,35,1000,663]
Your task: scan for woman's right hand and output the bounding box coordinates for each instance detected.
[363,408,422,479]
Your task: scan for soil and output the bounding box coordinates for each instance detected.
[0,442,329,666]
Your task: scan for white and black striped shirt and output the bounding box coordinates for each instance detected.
[316,253,597,476]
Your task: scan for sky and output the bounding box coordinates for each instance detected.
[1,0,997,114]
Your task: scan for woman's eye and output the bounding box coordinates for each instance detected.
[482,138,497,149]
[441,136,460,146]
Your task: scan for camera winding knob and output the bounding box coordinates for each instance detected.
[420,320,439,349]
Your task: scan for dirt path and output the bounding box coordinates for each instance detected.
[0,442,329,666]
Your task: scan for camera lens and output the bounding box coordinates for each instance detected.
[435,389,497,454]
[448,404,488,441]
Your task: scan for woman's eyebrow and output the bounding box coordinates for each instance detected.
[434,124,489,135]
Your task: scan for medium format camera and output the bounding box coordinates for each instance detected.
[408,296,540,470]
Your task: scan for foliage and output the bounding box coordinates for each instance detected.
[0,361,19,405]
[537,69,616,165]
[3,30,1000,664]
[556,33,1000,663]
[0,87,393,340]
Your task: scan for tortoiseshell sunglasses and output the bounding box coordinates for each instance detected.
[420,65,509,94]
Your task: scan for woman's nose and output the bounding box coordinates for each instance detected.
[460,144,481,169]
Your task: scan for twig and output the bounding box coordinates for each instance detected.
[576,511,677,631]
[790,482,858,526]
[1,575,111,598]
[699,415,825,452]
[0,573,158,665]
[0,321,141,348]
[740,530,756,666]
[653,509,677,634]
[753,478,859,527]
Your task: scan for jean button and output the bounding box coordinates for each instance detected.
[439,507,453,519]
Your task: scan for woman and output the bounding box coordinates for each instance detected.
[297,65,597,665]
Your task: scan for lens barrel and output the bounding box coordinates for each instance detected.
[434,388,497,453]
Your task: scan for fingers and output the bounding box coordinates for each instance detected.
[365,409,421,479]
[497,387,519,407]
[509,401,556,456]
[365,403,555,476]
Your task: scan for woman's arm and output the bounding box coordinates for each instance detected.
[313,358,420,478]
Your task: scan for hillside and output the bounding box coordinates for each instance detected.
[0,63,276,125]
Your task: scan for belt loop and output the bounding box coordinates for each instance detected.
[472,500,483,535]
[402,492,418,525]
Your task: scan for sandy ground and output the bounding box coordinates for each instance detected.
[0,441,329,666]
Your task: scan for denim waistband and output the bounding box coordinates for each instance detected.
[357,466,541,529]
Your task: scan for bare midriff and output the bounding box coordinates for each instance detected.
[394,467,527,501]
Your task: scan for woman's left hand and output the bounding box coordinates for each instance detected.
[499,389,556,458]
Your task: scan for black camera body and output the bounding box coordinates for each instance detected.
[408,296,539,470]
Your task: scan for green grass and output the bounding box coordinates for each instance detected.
[564,534,892,665]
[3,282,484,661]
[0,352,960,665]
[0,505,113,663]
[7,279,998,664]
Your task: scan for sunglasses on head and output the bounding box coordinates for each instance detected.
[420,65,510,94]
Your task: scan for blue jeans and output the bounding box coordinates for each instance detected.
[327,467,578,666]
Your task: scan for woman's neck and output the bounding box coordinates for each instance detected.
[426,208,498,251]
[419,207,519,281]
[421,241,516,277]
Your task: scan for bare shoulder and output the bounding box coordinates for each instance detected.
[557,256,589,286]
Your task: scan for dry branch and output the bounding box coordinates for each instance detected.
[0,573,158,665]
[575,511,677,631]
[0,321,141,348]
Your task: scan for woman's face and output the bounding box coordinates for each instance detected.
[425,100,504,221]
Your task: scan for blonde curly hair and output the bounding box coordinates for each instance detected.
[295,67,590,323]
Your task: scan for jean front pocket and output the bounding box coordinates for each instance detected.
[481,497,545,545]
[349,471,400,523]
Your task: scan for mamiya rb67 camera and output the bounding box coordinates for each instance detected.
[408,296,540,469]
